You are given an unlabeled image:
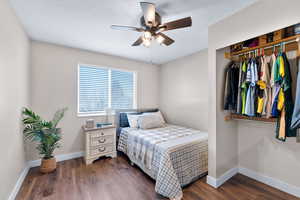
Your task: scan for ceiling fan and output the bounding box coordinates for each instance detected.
[111,2,192,47]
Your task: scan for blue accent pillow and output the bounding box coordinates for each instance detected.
[119,112,141,127]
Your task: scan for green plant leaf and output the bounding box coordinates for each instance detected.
[51,108,67,128]
[22,107,66,158]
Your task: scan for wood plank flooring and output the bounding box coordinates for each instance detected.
[16,155,299,200]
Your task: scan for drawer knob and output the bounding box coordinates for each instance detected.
[98,138,106,143]
[98,147,106,152]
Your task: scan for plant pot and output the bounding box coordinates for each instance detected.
[40,157,56,173]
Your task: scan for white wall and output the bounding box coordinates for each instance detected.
[0,0,30,199]
[215,47,238,177]
[238,121,300,187]
[159,50,208,131]
[29,41,159,161]
[208,0,300,189]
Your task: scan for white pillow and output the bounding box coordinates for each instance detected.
[127,114,141,128]
[138,114,165,129]
[143,111,166,124]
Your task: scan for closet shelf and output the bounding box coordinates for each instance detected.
[225,34,300,59]
[225,113,277,123]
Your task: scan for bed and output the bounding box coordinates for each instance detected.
[116,109,208,200]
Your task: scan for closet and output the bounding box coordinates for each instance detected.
[223,23,300,142]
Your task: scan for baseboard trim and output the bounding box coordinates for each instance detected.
[28,151,84,168]
[239,167,300,198]
[207,167,239,188]
[207,166,300,198]
[7,165,30,200]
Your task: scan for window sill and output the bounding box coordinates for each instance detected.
[77,113,115,118]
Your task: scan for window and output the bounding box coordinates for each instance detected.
[78,65,136,116]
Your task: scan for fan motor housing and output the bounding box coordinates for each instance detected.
[140,12,161,29]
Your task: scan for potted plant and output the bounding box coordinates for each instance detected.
[22,107,67,173]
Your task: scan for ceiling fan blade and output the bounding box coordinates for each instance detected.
[132,36,144,46]
[157,33,174,46]
[111,25,144,32]
[140,2,156,27]
[160,17,192,32]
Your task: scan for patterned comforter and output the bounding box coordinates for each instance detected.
[118,125,208,200]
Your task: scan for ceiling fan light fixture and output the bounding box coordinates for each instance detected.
[111,2,192,47]
[143,38,151,47]
[156,34,165,45]
[143,31,152,40]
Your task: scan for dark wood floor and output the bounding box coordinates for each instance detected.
[16,155,299,200]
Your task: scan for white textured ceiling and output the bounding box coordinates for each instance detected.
[9,0,256,64]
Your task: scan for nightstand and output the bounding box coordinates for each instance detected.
[82,125,117,165]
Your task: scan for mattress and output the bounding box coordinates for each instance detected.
[117,124,208,200]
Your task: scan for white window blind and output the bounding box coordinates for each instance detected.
[78,65,136,115]
[111,69,135,110]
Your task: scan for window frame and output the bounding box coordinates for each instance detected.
[77,63,137,117]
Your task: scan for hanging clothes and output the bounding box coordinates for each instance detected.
[270,53,277,107]
[273,53,284,83]
[271,84,281,117]
[246,58,258,85]
[287,51,299,100]
[259,55,271,116]
[245,59,258,116]
[224,62,232,110]
[253,57,261,115]
[291,55,300,129]
[270,53,277,87]
[222,47,297,142]
[256,55,265,116]
[266,53,277,118]
[236,62,243,114]
[271,54,283,117]
[241,61,248,114]
[237,61,248,114]
[282,52,296,136]
[224,62,240,111]
[245,86,256,116]
[275,52,296,141]
[257,96,264,114]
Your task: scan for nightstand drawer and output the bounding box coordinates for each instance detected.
[90,135,113,147]
[89,144,113,156]
[89,128,114,138]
